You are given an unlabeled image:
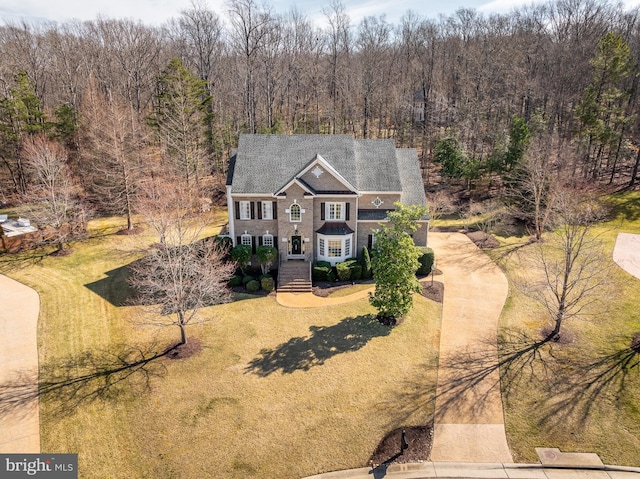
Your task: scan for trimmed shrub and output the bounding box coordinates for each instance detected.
[227,275,243,287]
[360,246,372,279]
[315,260,331,269]
[417,247,435,275]
[313,265,331,281]
[231,244,252,273]
[336,262,351,281]
[349,263,363,280]
[260,276,275,291]
[245,280,261,293]
[256,245,277,274]
[242,275,256,286]
[326,270,336,282]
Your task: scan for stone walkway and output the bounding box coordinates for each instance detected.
[0,274,40,453]
[428,232,512,463]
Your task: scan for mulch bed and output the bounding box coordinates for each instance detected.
[312,279,374,297]
[421,280,444,303]
[540,326,576,344]
[164,338,202,360]
[466,231,500,249]
[369,424,433,468]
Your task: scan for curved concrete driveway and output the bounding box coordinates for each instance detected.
[613,233,640,280]
[429,232,512,463]
[0,274,40,453]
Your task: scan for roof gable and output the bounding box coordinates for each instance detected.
[277,154,357,196]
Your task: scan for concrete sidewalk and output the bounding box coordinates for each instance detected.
[301,461,640,478]
[428,232,512,463]
[0,274,40,453]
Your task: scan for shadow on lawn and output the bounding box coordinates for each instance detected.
[245,314,390,376]
[0,342,172,421]
[538,338,640,429]
[387,329,640,437]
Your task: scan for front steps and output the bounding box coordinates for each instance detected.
[278,261,312,292]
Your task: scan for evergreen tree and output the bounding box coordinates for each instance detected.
[576,32,633,179]
[0,71,46,195]
[150,58,211,187]
[369,203,429,323]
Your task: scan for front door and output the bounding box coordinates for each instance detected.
[291,235,302,255]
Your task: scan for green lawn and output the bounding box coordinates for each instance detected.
[1,208,441,479]
[490,191,640,465]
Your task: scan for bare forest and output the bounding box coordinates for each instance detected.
[2,0,640,220]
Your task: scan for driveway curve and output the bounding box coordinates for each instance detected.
[613,233,640,280]
[0,274,40,453]
[428,232,512,463]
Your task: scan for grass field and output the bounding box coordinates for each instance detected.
[1,209,441,478]
[488,191,640,465]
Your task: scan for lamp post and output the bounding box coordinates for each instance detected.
[431,258,436,287]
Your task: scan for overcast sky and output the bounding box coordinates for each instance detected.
[1,0,639,28]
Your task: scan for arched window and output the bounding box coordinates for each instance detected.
[290,203,301,222]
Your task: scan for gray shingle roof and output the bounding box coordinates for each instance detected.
[355,139,402,192]
[231,134,357,194]
[397,148,428,207]
[229,135,427,209]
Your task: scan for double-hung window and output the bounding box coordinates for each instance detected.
[239,201,251,220]
[262,234,274,247]
[290,204,301,222]
[328,240,342,257]
[262,202,273,220]
[241,234,252,247]
[326,202,344,221]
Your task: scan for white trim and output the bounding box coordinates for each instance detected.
[359,191,403,195]
[230,193,270,197]
[289,203,302,222]
[226,185,235,245]
[316,233,353,266]
[274,178,316,197]
[261,201,273,220]
[325,202,346,221]
[262,233,274,247]
[314,193,360,198]
[239,200,251,220]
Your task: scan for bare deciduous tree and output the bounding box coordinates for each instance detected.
[23,136,84,252]
[517,189,611,340]
[81,77,147,230]
[130,178,234,345]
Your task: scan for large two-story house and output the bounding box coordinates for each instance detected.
[225,134,429,287]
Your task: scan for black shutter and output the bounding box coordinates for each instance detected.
[258,236,263,246]
[237,236,241,246]
[252,236,257,254]
[257,201,262,219]
[274,236,278,247]
[345,203,350,221]
[272,201,277,219]
[368,235,373,249]
[235,202,240,220]
[321,202,325,220]
[250,202,255,219]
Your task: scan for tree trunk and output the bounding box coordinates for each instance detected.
[179,320,187,345]
[630,147,640,187]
